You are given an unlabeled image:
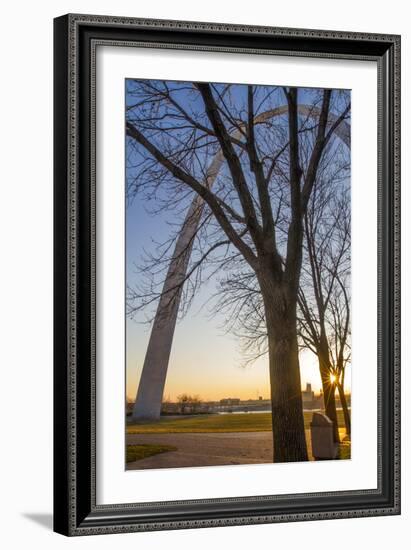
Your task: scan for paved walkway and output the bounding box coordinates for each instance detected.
[126,430,316,469]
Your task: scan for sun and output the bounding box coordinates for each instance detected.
[329,374,337,385]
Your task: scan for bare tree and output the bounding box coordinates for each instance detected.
[126,80,350,462]
[328,271,351,436]
[212,148,352,441]
[298,167,351,440]
[212,114,351,441]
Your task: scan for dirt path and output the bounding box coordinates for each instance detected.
[126,430,315,469]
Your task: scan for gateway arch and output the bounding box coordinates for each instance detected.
[131,105,350,420]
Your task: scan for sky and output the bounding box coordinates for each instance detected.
[125,80,351,402]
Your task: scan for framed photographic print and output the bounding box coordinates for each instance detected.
[53,14,401,536]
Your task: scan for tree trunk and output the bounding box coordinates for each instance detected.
[336,382,351,437]
[318,358,340,443]
[262,279,308,463]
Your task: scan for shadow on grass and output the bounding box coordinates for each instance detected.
[338,435,351,460]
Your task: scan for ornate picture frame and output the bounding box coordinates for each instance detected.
[53,14,400,536]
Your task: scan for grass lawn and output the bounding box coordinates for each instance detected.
[126,444,177,463]
[338,436,351,460]
[127,410,348,434]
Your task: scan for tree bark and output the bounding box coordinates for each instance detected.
[318,359,340,443]
[261,275,308,462]
[336,382,351,437]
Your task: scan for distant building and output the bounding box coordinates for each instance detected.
[301,383,314,407]
[220,398,240,406]
[161,401,212,415]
